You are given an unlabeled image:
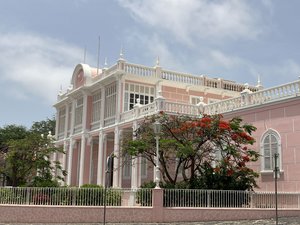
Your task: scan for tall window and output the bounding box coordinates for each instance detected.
[261,129,281,172]
[74,97,83,126]
[140,157,147,178]
[58,108,66,134]
[123,154,132,178]
[67,104,72,134]
[124,83,155,111]
[92,91,102,123]
[104,83,116,119]
[190,96,202,105]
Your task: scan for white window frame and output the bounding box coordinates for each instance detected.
[123,154,132,179]
[104,83,116,119]
[190,96,203,105]
[74,97,83,126]
[124,83,155,112]
[91,91,102,123]
[260,129,282,174]
[140,157,147,178]
[58,107,66,134]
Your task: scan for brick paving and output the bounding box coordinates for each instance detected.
[1,217,300,225]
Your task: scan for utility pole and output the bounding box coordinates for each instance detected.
[274,153,279,225]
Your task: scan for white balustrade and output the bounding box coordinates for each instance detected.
[139,102,156,117]
[161,70,203,86]
[164,101,199,115]
[120,110,134,122]
[204,80,300,115]
[124,63,155,77]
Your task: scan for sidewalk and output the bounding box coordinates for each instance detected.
[1,217,300,225]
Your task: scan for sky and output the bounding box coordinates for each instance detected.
[1,0,300,128]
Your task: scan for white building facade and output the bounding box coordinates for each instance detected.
[54,54,300,191]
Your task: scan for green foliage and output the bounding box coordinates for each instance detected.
[0,118,65,187]
[30,117,56,136]
[122,113,260,191]
[0,186,122,206]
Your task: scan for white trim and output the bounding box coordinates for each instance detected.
[260,128,283,172]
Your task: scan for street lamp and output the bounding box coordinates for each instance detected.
[153,120,161,189]
[274,152,279,225]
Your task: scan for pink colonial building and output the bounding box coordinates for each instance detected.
[53,54,300,192]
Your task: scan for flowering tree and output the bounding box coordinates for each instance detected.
[122,112,260,190]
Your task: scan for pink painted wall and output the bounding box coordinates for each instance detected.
[83,144,91,185]
[162,86,233,104]
[0,203,299,223]
[71,148,78,186]
[224,98,300,192]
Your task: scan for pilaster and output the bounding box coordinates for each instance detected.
[97,132,106,186]
[113,127,123,188]
[67,138,75,185]
[78,134,88,186]
[131,121,139,189]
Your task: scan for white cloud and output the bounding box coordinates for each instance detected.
[256,59,300,87]
[119,0,266,45]
[209,50,242,69]
[0,32,83,103]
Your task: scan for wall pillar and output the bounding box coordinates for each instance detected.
[113,127,122,187]
[131,121,139,189]
[152,188,164,223]
[78,135,86,186]
[97,132,106,186]
[66,139,74,185]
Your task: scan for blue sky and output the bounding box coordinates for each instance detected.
[1,0,300,128]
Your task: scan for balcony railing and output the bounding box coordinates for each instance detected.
[204,80,300,115]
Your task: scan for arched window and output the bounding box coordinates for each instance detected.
[260,129,282,172]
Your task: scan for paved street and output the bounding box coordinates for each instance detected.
[1,217,300,225]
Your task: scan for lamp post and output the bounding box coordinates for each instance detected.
[153,120,161,189]
[274,152,279,225]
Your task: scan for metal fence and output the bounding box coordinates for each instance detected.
[164,189,300,209]
[0,187,153,207]
[0,187,299,209]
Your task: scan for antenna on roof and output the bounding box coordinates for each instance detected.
[83,46,87,63]
[119,46,124,60]
[97,36,101,75]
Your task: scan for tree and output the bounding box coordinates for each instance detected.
[0,118,65,187]
[122,112,260,190]
[30,117,56,136]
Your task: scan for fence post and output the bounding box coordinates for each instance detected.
[26,188,30,205]
[250,191,253,208]
[152,188,164,223]
[207,190,211,207]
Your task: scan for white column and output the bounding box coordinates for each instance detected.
[137,156,142,188]
[67,138,74,185]
[61,140,68,185]
[131,121,138,189]
[78,134,86,186]
[88,137,94,184]
[113,127,122,188]
[97,132,106,186]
